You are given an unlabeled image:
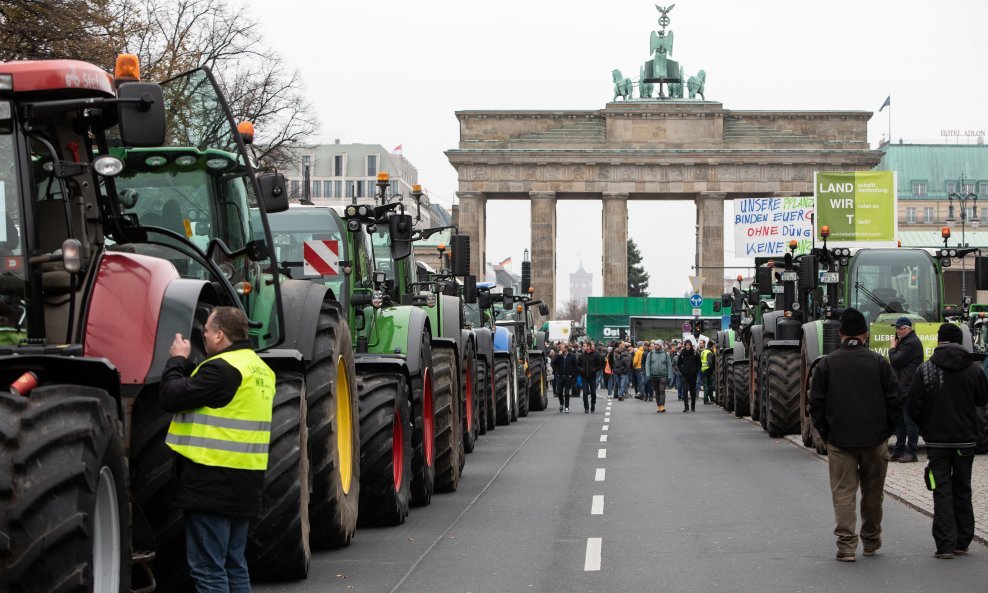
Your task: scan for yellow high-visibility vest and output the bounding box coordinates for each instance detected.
[166,348,275,470]
[700,349,711,372]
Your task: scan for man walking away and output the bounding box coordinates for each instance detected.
[700,342,716,405]
[810,308,898,562]
[633,342,646,398]
[578,341,605,413]
[159,306,276,591]
[889,316,923,462]
[677,341,700,412]
[646,341,673,413]
[671,344,684,401]
[908,323,988,558]
[552,344,575,412]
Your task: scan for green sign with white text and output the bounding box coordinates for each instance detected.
[869,322,941,361]
[815,171,897,247]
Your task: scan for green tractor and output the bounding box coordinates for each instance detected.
[266,203,436,519]
[495,286,550,419]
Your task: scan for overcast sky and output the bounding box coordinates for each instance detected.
[245,0,987,308]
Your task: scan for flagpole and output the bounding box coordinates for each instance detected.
[888,92,891,143]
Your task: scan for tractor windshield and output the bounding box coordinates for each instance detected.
[847,249,940,323]
[267,207,346,300]
[0,131,27,344]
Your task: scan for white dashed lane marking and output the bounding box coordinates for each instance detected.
[598,448,606,459]
[591,495,604,515]
[584,538,602,571]
[600,435,607,442]
[602,425,609,431]
[604,418,610,423]
[595,468,605,481]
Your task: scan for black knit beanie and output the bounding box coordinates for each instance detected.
[839,308,868,336]
[937,323,963,344]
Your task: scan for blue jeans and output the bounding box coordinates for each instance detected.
[893,405,919,457]
[185,511,252,593]
[616,373,630,398]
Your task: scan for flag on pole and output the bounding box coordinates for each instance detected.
[879,95,890,112]
[392,144,403,152]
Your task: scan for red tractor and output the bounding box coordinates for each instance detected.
[0,56,339,593]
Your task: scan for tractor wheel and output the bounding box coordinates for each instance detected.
[357,372,412,525]
[494,355,512,426]
[733,361,750,418]
[516,356,529,419]
[528,355,548,412]
[0,387,129,593]
[748,354,760,423]
[766,349,801,438]
[477,360,489,436]
[462,340,480,454]
[509,353,520,422]
[410,330,435,508]
[247,372,310,581]
[485,359,497,431]
[723,352,735,413]
[432,347,462,493]
[758,352,769,431]
[715,350,727,407]
[305,300,360,549]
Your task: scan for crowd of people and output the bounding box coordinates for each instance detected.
[546,337,719,414]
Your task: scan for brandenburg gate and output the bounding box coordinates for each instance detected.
[446,7,883,310]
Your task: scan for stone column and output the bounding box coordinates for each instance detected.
[696,192,726,298]
[530,192,557,315]
[456,191,486,279]
[602,192,629,297]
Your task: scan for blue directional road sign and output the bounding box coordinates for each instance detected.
[689,293,703,308]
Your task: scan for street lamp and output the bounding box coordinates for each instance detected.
[945,174,979,297]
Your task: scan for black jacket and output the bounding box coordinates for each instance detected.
[159,341,266,518]
[809,338,899,448]
[576,350,605,378]
[552,351,579,376]
[888,330,923,402]
[907,344,988,448]
[677,348,700,377]
[611,349,632,374]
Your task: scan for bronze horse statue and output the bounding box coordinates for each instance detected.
[687,70,706,100]
[612,69,633,101]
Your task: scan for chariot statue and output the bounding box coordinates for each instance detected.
[641,4,683,98]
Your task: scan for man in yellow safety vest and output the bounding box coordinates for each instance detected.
[699,341,716,405]
[160,306,275,591]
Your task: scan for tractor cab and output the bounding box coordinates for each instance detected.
[846,248,940,324]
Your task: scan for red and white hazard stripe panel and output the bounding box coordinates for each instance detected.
[303,240,340,276]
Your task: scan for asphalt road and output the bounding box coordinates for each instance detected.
[256,391,988,593]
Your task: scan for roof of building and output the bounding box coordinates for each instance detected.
[875,144,988,198]
[898,230,988,248]
[285,143,419,183]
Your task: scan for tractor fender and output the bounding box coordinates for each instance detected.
[0,354,121,410]
[84,252,183,386]
[750,325,764,359]
[354,353,411,384]
[258,349,306,375]
[431,336,459,362]
[472,327,494,365]
[492,325,512,354]
[144,278,221,384]
[762,311,783,338]
[733,331,747,361]
[802,320,823,363]
[279,278,339,362]
[372,305,430,376]
[437,294,461,343]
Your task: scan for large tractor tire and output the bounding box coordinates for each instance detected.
[357,372,412,525]
[462,341,480,455]
[510,353,521,422]
[410,331,435,508]
[248,372,310,581]
[723,352,735,413]
[477,360,490,436]
[758,352,769,431]
[485,358,498,431]
[733,361,750,418]
[432,347,462,493]
[800,343,828,455]
[528,355,548,412]
[765,349,801,438]
[493,355,512,426]
[0,387,130,593]
[305,301,360,549]
[748,354,760,424]
[516,357,529,418]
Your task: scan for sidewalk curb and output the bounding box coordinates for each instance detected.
[733,414,988,548]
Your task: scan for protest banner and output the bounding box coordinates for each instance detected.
[734,196,814,257]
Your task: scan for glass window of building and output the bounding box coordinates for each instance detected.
[324,181,332,197]
[947,181,957,195]
[912,182,927,196]
[334,155,344,177]
[335,180,342,198]
[965,207,975,220]
[979,182,988,196]
[346,181,354,198]
[291,180,299,197]
[312,180,321,198]
[924,207,933,223]
[905,207,916,223]
[357,180,365,197]
[367,155,378,177]
[962,183,975,195]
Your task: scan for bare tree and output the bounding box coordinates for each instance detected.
[556,298,588,321]
[0,0,129,65]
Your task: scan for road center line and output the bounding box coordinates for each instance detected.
[604,418,610,423]
[591,495,604,515]
[602,425,609,431]
[605,411,611,416]
[595,468,605,481]
[584,538,602,571]
[600,435,608,442]
[598,448,606,458]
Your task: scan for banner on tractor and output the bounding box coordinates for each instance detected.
[869,322,941,360]
[303,240,340,276]
[733,196,814,258]
[815,171,897,247]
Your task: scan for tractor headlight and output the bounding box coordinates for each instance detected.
[345,206,357,217]
[174,155,198,167]
[426,293,437,308]
[346,219,361,232]
[372,290,384,309]
[143,155,168,168]
[93,155,125,177]
[205,157,232,171]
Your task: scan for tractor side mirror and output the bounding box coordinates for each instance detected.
[478,292,492,309]
[117,82,166,147]
[463,275,478,304]
[502,287,514,306]
[756,267,773,295]
[449,234,471,276]
[747,289,759,307]
[257,172,288,213]
[538,302,549,316]
[389,214,414,260]
[975,257,988,291]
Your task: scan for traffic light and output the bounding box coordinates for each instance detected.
[696,320,704,333]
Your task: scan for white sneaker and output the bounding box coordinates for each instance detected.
[564,407,570,413]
